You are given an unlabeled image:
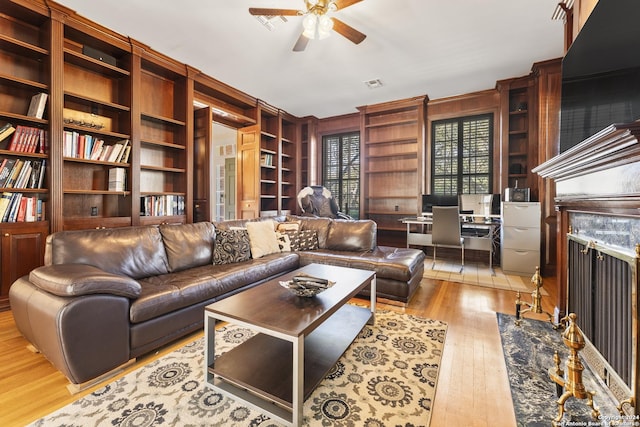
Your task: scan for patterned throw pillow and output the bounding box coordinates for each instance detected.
[213,229,251,264]
[286,230,319,251]
[276,232,292,252]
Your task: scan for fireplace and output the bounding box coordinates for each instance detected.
[534,122,640,416]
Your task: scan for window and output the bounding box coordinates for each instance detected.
[322,132,360,219]
[432,114,493,195]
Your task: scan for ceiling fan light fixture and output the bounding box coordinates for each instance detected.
[302,14,317,38]
[317,15,333,39]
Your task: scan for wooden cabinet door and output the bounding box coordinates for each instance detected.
[0,223,48,311]
[236,125,260,219]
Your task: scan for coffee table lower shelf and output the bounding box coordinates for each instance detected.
[205,304,372,425]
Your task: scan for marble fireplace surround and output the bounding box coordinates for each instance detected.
[534,121,640,417]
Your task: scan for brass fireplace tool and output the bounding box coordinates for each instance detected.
[548,313,600,426]
[514,266,554,326]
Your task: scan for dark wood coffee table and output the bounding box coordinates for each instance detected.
[204,263,376,426]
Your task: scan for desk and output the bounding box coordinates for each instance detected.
[402,216,501,272]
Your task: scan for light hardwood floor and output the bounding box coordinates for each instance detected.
[0,275,558,427]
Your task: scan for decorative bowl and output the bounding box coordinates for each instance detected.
[279,275,335,297]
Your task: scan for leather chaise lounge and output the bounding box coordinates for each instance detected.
[9,216,425,391]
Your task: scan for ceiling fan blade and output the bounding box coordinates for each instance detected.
[292,33,310,52]
[334,0,364,11]
[331,18,366,44]
[248,8,301,16]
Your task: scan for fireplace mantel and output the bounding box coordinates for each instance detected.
[534,121,640,201]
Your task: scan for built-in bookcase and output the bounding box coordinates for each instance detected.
[280,115,297,214]
[61,23,132,229]
[259,107,279,216]
[138,57,188,223]
[359,97,426,245]
[0,0,50,309]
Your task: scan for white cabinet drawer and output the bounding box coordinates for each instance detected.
[502,226,540,250]
[502,248,540,276]
[501,202,540,227]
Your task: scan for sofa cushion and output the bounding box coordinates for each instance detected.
[246,220,280,258]
[287,215,332,248]
[30,264,141,298]
[213,229,251,264]
[47,226,169,279]
[159,222,216,272]
[326,219,376,252]
[297,246,425,282]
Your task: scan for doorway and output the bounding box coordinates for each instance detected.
[212,123,237,221]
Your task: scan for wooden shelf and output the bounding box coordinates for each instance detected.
[0,33,48,58]
[365,136,417,145]
[140,139,185,150]
[63,189,130,195]
[365,118,417,128]
[0,73,47,90]
[63,48,129,77]
[140,165,186,173]
[64,92,130,112]
[141,112,186,127]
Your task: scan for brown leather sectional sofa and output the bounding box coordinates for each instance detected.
[9,216,425,388]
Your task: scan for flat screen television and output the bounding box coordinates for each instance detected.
[559,0,640,153]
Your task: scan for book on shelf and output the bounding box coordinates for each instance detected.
[27,93,48,119]
[8,126,45,153]
[13,160,32,189]
[0,193,11,221]
[4,159,24,188]
[260,153,274,166]
[140,195,185,217]
[108,167,126,192]
[0,123,16,143]
[0,159,16,187]
[0,193,41,222]
[4,193,21,222]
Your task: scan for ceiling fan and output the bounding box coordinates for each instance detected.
[249,0,366,52]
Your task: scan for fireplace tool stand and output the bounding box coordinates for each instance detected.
[548,313,600,426]
[514,266,555,326]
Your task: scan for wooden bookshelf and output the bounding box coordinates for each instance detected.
[0,0,51,309]
[358,96,427,245]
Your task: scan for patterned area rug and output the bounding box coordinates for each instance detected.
[31,309,447,427]
[497,313,619,427]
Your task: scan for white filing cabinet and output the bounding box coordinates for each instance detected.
[501,202,541,276]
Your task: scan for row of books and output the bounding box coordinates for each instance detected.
[140,195,185,217]
[63,131,131,163]
[260,153,275,167]
[0,193,45,223]
[0,123,48,154]
[0,158,46,189]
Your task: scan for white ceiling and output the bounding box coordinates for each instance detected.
[53,0,565,119]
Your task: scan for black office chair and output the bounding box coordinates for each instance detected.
[296,186,352,219]
[432,205,465,272]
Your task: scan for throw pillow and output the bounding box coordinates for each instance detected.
[276,221,300,232]
[276,232,291,252]
[246,219,281,258]
[286,230,319,251]
[213,229,251,265]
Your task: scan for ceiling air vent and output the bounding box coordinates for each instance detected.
[364,79,383,89]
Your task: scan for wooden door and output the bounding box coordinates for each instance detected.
[193,107,212,222]
[236,125,260,219]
